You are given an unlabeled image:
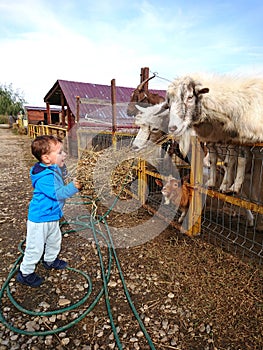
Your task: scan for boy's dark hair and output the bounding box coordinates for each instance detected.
[31,135,62,162]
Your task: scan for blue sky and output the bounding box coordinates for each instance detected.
[0,0,263,106]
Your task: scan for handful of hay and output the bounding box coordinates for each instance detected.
[76,148,137,201]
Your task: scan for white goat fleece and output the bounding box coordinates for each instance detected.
[167,74,263,142]
[132,103,192,158]
[167,74,263,193]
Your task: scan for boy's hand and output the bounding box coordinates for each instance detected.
[73,179,82,190]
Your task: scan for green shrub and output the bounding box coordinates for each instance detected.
[0,114,8,124]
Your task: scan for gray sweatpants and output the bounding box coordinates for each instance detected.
[20,220,62,275]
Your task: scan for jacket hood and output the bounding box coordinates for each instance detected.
[30,163,59,187]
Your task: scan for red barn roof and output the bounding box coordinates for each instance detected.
[25,106,61,112]
[44,79,166,129]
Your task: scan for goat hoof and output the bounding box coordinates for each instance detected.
[205,181,215,188]
[219,185,235,194]
[222,190,235,195]
[219,184,229,193]
[228,186,240,194]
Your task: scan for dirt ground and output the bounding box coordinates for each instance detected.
[0,128,263,350]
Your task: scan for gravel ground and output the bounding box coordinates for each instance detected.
[0,128,263,350]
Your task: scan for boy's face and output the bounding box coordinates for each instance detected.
[42,142,67,167]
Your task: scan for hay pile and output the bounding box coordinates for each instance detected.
[76,149,137,201]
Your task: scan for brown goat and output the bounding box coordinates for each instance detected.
[156,175,192,224]
[126,75,165,116]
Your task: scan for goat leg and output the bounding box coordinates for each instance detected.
[219,146,236,193]
[178,209,187,224]
[205,143,218,188]
[228,156,246,193]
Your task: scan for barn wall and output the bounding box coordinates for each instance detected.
[27,110,45,124]
[26,109,61,125]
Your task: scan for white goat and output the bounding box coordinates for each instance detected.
[131,101,257,229]
[132,103,191,179]
[133,102,249,193]
[191,120,252,193]
[132,102,192,159]
[131,102,172,173]
[167,74,263,142]
[132,102,244,193]
[166,74,263,193]
[132,102,169,151]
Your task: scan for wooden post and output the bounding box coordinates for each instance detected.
[111,79,117,149]
[61,94,66,127]
[187,137,203,236]
[46,103,51,125]
[76,96,80,123]
[67,108,71,130]
[140,67,144,84]
[143,67,150,91]
[138,159,147,204]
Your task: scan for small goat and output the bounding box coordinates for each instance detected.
[158,173,254,228]
[156,175,192,224]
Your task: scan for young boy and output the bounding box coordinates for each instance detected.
[17,135,81,287]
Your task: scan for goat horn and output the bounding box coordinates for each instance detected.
[137,74,156,91]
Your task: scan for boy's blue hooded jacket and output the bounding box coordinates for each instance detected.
[28,162,78,223]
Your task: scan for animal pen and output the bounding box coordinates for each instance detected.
[76,121,263,266]
[27,73,263,266]
[27,120,263,266]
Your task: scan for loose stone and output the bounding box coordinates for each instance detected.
[49,315,56,323]
[61,338,70,346]
[44,336,53,346]
[58,298,71,306]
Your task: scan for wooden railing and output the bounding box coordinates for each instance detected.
[28,124,67,139]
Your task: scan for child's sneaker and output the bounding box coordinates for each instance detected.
[42,258,67,270]
[16,271,44,287]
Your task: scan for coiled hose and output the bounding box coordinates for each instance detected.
[0,193,157,349]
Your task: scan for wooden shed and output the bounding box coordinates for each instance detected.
[24,106,61,125]
[43,78,166,131]
[42,69,166,156]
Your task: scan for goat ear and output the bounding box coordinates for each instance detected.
[155,179,163,187]
[196,87,209,95]
[161,101,169,109]
[135,105,145,112]
[154,102,169,116]
[182,174,190,182]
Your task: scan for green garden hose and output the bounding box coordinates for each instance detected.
[0,185,157,349]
